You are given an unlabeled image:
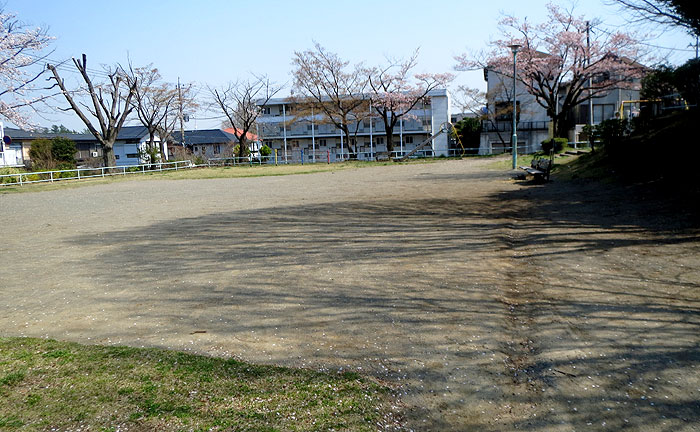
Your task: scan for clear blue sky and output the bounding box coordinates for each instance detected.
[4,0,696,130]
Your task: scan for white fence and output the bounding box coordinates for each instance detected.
[0,160,194,187]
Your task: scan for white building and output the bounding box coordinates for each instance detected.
[256,89,453,162]
[480,65,643,154]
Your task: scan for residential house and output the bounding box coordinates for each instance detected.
[169,129,240,158]
[479,60,643,154]
[2,125,162,168]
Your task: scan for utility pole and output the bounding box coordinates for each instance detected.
[178,77,185,149]
[586,21,593,131]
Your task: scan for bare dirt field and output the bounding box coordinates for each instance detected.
[1,158,699,431]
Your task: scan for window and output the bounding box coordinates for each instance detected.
[261,106,271,115]
[405,136,413,144]
[318,139,327,146]
[376,137,384,145]
[126,153,139,158]
[495,101,520,122]
[279,126,285,133]
[363,120,371,128]
[214,144,221,154]
[593,104,616,123]
[115,154,120,159]
[307,124,313,131]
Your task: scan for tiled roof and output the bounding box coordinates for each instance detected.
[3,127,96,142]
[4,125,150,142]
[170,129,238,146]
[223,127,258,141]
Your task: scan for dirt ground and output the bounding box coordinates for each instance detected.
[1,158,699,431]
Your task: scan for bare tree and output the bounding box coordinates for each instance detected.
[156,81,196,151]
[47,54,136,167]
[610,0,699,35]
[291,43,370,157]
[209,75,281,159]
[366,50,454,157]
[0,9,53,128]
[125,65,178,162]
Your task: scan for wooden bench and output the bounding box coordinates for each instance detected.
[519,157,553,181]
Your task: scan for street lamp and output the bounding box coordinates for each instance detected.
[508,44,521,170]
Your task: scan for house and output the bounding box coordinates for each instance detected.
[112,126,161,166]
[2,125,163,168]
[2,127,102,167]
[255,88,452,161]
[169,129,239,158]
[479,60,643,154]
[222,127,260,154]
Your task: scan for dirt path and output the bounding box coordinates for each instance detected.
[1,158,698,431]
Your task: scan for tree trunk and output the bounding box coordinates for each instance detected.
[102,142,117,168]
[552,114,567,139]
[385,125,395,158]
[238,138,248,159]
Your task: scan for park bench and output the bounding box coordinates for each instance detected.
[519,157,553,182]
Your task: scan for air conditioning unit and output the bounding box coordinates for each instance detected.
[91,151,99,157]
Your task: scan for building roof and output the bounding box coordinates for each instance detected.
[261,88,449,106]
[170,129,238,146]
[117,125,150,140]
[222,127,258,141]
[4,125,150,143]
[4,127,96,142]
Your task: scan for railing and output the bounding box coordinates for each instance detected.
[1,142,593,187]
[0,160,194,187]
[481,121,550,132]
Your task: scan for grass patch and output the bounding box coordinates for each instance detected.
[485,153,538,171]
[0,337,399,431]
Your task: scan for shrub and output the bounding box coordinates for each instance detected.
[259,145,272,157]
[232,144,250,157]
[0,167,23,184]
[55,162,77,178]
[595,119,631,149]
[51,137,77,164]
[541,137,568,154]
[28,138,55,170]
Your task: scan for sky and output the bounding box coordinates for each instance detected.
[3,0,697,131]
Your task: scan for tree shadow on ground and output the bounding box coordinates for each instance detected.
[61,179,700,431]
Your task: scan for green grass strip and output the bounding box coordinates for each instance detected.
[0,337,398,431]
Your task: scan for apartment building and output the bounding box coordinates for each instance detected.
[255,89,452,161]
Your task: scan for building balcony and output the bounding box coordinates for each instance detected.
[482,121,550,132]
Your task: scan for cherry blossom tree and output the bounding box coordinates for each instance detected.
[366,51,454,157]
[456,3,645,137]
[291,43,370,158]
[124,65,180,162]
[0,9,53,129]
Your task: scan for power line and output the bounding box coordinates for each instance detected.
[594,26,695,53]
[23,52,117,79]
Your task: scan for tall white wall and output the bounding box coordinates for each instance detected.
[430,91,451,156]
